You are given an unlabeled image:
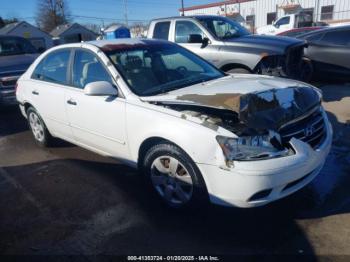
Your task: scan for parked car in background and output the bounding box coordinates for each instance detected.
[298,25,350,80]
[17,39,332,208]
[0,35,38,105]
[257,12,314,36]
[147,15,309,80]
[277,26,324,38]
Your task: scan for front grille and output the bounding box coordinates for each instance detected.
[279,108,326,149]
[0,76,20,88]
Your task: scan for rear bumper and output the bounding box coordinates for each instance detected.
[197,113,332,208]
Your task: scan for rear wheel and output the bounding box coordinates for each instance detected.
[142,143,208,208]
[27,107,52,147]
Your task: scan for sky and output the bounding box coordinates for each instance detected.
[0,0,215,26]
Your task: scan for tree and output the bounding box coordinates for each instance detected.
[35,0,71,32]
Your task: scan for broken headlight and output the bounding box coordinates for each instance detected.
[216,135,289,161]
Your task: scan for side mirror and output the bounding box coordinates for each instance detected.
[202,37,209,48]
[84,81,118,96]
[188,34,203,43]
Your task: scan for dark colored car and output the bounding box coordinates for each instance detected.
[277,27,324,38]
[148,16,309,80]
[0,35,38,105]
[298,26,350,80]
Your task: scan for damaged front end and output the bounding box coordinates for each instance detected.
[150,86,324,163]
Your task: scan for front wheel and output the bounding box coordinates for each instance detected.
[142,143,208,208]
[27,107,52,147]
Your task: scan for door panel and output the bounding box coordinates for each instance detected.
[29,49,72,139]
[307,43,350,74]
[29,80,70,138]
[65,49,128,158]
[65,90,128,158]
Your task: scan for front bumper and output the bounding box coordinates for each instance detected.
[0,75,20,105]
[197,114,333,208]
[0,89,17,105]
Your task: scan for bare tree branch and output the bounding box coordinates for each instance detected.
[35,0,71,32]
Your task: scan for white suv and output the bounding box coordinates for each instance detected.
[16,39,332,208]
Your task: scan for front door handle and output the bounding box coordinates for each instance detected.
[67,99,77,106]
[32,90,39,95]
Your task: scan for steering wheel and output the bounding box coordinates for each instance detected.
[224,31,234,38]
[176,66,188,76]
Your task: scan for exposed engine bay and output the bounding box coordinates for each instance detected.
[153,86,321,137]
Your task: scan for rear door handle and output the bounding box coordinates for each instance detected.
[67,99,77,106]
[32,90,39,95]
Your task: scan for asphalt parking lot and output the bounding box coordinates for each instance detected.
[0,82,350,259]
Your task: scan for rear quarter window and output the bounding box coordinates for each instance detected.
[153,21,171,40]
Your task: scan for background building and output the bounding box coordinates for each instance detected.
[180,0,350,32]
[0,21,53,51]
[51,23,98,45]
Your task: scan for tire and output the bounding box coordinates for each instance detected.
[27,107,52,147]
[299,58,314,82]
[142,143,208,208]
[226,67,251,74]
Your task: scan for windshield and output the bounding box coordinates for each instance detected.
[0,37,37,56]
[104,43,225,96]
[197,16,250,40]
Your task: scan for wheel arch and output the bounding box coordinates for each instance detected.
[137,136,191,170]
[23,102,35,115]
[220,63,252,73]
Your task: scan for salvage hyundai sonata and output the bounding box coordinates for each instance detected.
[16,39,332,208]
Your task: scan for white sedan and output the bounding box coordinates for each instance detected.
[16,39,332,208]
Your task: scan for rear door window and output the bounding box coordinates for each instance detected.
[153,22,171,40]
[32,49,71,85]
[305,32,324,42]
[320,30,350,46]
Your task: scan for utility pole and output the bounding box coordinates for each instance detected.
[123,0,128,26]
[181,0,185,16]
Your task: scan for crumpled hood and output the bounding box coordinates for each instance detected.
[223,34,305,53]
[0,54,38,75]
[141,75,321,133]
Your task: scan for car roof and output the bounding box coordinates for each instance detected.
[151,15,225,21]
[88,38,174,51]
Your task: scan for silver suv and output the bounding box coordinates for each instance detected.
[148,15,309,80]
